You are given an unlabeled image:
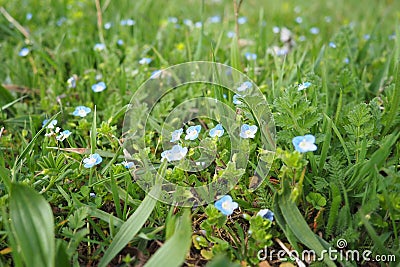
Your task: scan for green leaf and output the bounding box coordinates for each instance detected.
[9,183,55,267]
[55,239,71,267]
[306,192,327,210]
[144,208,192,267]
[206,254,241,267]
[98,184,161,267]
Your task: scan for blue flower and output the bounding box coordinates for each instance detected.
[237,16,247,24]
[168,17,178,24]
[170,128,183,142]
[90,192,96,198]
[245,52,257,61]
[214,195,238,216]
[161,145,188,162]
[56,130,72,141]
[67,76,77,89]
[310,27,320,35]
[344,57,350,64]
[121,161,134,169]
[26,13,33,20]
[139,57,152,65]
[227,31,236,38]
[272,26,280,33]
[298,82,311,91]
[91,81,107,92]
[329,42,337,48]
[237,81,252,92]
[233,94,242,105]
[19,47,30,57]
[185,125,201,140]
[83,153,103,168]
[195,22,202,28]
[209,124,224,138]
[42,119,58,129]
[104,22,112,29]
[292,134,317,153]
[56,17,67,26]
[363,34,371,40]
[93,43,106,51]
[183,19,193,27]
[257,209,274,221]
[208,16,221,24]
[72,106,91,117]
[295,17,303,24]
[120,19,135,26]
[240,124,258,139]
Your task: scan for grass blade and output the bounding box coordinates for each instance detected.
[9,183,55,267]
[144,208,192,267]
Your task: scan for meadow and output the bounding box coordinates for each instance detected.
[0,0,400,266]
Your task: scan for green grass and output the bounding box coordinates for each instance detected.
[1,0,400,266]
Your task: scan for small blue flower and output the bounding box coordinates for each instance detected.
[329,42,337,48]
[208,15,221,24]
[237,81,252,92]
[214,195,238,216]
[139,57,152,65]
[240,124,258,139]
[90,192,96,198]
[67,76,77,89]
[56,17,67,26]
[170,128,183,142]
[295,17,303,24]
[91,81,107,92]
[168,17,178,24]
[292,134,317,153]
[42,119,58,129]
[94,43,106,51]
[195,22,202,28]
[121,161,135,169]
[185,125,201,140]
[117,39,124,46]
[120,19,135,26]
[257,209,274,221]
[227,31,236,38]
[272,26,280,33]
[19,47,30,57]
[209,124,224,138]
[56,130,72,141]
[161,144,188,162]
[344,57,350,64]
[298,82,311,91]
[26,13,33,20]
[363,34,371,40]
[310,27,320,35]
[233,94,242,105]
[245,52,257,61]
[83,153,103,168]
[72,106,91,117]
[299,35,306,42]
[237,16,247,25]
[104,22,112,29]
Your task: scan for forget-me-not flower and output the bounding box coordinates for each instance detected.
[329,42,337,48]
[120,19,135,26]
[257,209,274,221]
[170,128,183,142]
[139,57,152,65]
[209,124,224,138]
[272,26,280,33]
[42,119,58,129]
[93,43,106,51]
[237,81,252,92]
[72,106,91,117]
[237,17,247,24]
[91,81,107,92]
[292,134,317,153]
[104,22,112,30]
[121,161,135,169]
[19,47,30,57]
[214,195,238,216]
[298,82,311,91]
[83,153,103,168]
[227,31,236,38]
[117,39,124,46]
[56,130,72,141]
[233,94,242,105]
[295,17,303,24]
[67,76,77,89]
[240,124,258,139]
[310,27,320,35]
[245,52,257,61]
[208,15,221,24]
[161,145,188,162]
[185,125,201,140]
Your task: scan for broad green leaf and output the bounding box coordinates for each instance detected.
[144,208,192,267]
[9,183,55,267]
[98,184,161,267]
